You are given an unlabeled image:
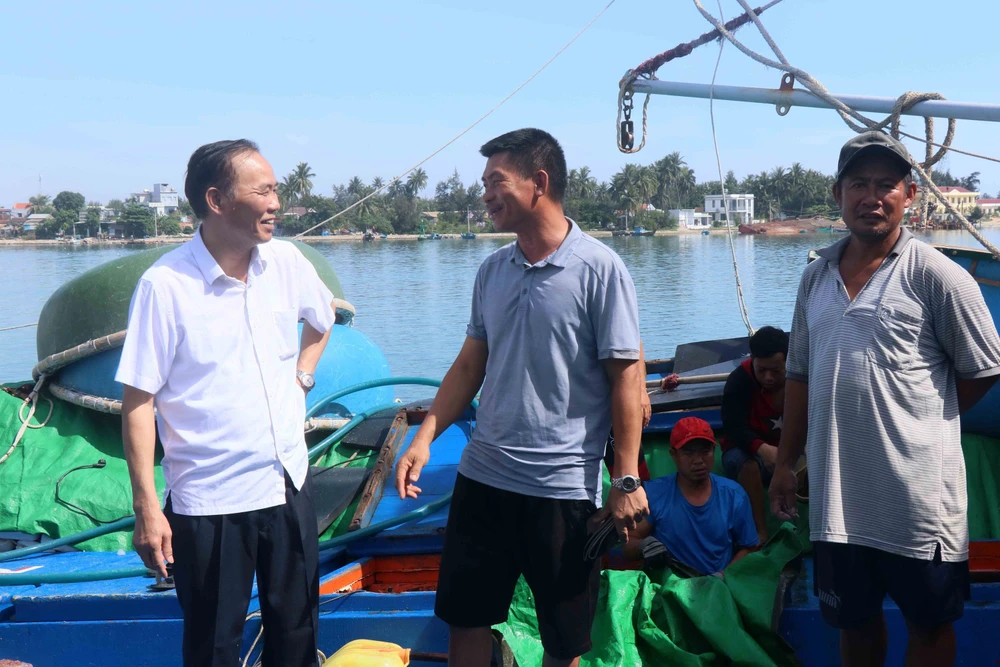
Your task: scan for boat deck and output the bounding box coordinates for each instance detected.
[2,410,1000,666]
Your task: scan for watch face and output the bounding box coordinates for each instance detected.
[622,476,639,492]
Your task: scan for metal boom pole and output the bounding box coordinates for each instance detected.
[632,80,1000,123]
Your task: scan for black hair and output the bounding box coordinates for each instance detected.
[184,139,260,219]
[749,326,789,359]
[479,128,568,202]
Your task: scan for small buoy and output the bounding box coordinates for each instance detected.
[322,639,410,667]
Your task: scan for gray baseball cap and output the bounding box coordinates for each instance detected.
[836,131,913,182]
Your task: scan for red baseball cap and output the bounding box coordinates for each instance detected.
[670,417,717,450]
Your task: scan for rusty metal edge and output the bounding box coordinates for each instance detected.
[348,408,410,532]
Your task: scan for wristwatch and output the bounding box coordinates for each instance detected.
[611,475,642,493]
[296,370,315,392]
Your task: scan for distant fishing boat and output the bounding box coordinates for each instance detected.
[462,214,476,239]
[701,229,710,235]
[631,226,655,237]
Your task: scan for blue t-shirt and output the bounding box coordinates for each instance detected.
[645,473,758,575]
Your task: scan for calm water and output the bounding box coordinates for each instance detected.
[2,228,997,400]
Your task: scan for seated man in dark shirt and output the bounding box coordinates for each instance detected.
[720,326,788,545]
[625,417,757,576]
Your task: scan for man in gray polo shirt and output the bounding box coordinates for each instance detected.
[394,128,646,667]
[770,132,1000,666]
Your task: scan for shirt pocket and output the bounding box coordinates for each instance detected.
[868,303,924,371]
[272,309,300,360]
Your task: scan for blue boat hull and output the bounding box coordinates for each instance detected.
[2,412,998,666]
[937,245,1000,438]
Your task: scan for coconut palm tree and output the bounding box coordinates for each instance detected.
[278,177,297,210]
[406,169,428,198]
[291,162,315,199]
[652,152,687,210]
[611,164,657,227]
[577,166,598,201]
[347,176,366,197]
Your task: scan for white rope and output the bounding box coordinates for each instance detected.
[0,322,37,332]
[293,0,618,239]
[616,0,787,154]
[0,375,53,466]
[708,0,754,336]
[691,0,1000,259]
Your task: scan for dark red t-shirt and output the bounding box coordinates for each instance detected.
[720,359,783,454]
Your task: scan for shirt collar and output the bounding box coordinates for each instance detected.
[190,226,267,285]
[815,226,913,264]
[510,218,583,268]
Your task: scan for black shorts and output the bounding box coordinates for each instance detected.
[814,541,970,630]
[435,473,600,660]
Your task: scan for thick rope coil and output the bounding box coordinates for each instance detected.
[616,0,785,156]
[690,0,1000,260]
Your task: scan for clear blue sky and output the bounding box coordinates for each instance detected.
[3,0,997,206]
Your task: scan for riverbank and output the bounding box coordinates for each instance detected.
[0,227,792,246]
[3,219,996,246]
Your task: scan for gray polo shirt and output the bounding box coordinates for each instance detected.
[458,219,641,505]
[787,228,1000,561]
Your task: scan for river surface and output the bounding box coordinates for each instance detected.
[2,228,997,401]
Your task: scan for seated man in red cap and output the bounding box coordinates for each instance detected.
[624,416,758,576]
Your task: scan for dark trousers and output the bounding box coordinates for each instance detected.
[165,472,319,667]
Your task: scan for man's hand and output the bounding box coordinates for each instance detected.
[607,486,649,543]
[659,374,680,392]
[768,463,799,521]
[757,443,778,471]
[395,441,431,500]
[640,390,652,428]
[133,507,173,580]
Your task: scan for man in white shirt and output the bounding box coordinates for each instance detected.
[116,139,337,667]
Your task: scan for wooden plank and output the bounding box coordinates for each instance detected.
[974,275,1000,288]
[318,557,375,595]
[348,409,409,531]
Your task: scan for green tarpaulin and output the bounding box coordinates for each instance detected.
[0,384,362,552]
[496,524,804,667]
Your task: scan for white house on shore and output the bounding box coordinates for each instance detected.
[131,183,179,217]
[705,194,755,224]
[670,209,714,230]
[976,198,1000,217]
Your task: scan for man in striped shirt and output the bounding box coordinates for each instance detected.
[770,132,1000,666]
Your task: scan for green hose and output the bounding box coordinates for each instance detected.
[0,493,453,586]
[0,516,137,564]
[0,376,466,586]
[305,376,479,420]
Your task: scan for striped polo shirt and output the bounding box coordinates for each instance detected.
[787,228,1000,562]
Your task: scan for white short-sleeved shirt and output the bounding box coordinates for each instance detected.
[787,229,1000,561]
[115,229,336,516]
